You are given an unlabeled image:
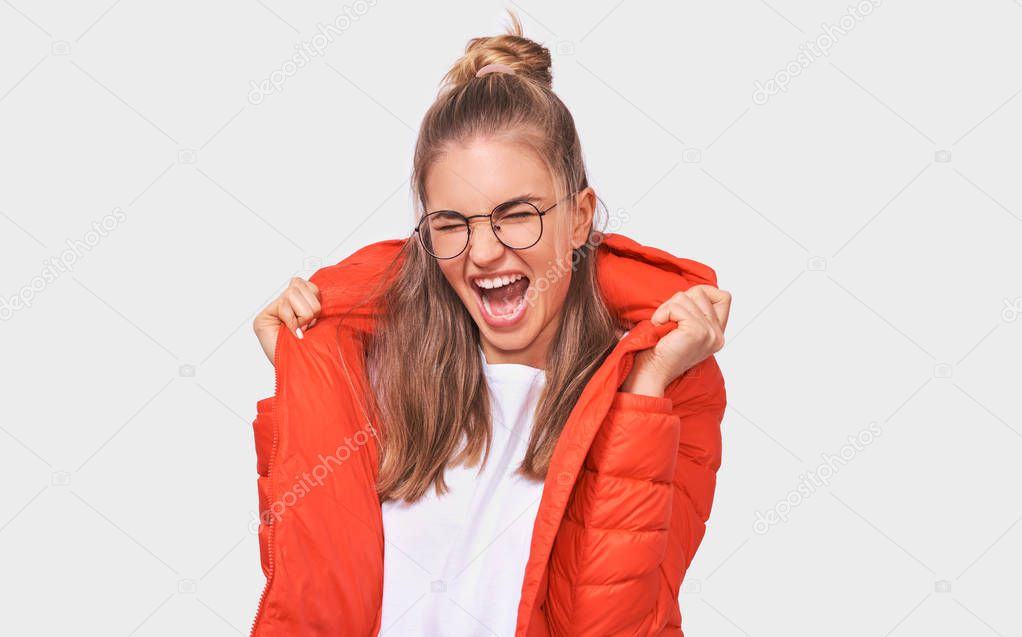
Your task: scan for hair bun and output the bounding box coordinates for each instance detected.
[440,9,552,92]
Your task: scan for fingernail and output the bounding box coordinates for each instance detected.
[296,327,303,339]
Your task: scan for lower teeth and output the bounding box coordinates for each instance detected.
[482,293,525,319]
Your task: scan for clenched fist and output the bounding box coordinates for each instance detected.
[252,277,321,365]
[620,285,731,396]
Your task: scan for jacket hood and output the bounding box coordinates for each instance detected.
[308,232,717,329]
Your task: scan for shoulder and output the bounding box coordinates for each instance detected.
[277,315,365,383]
[595,233,720,325]
[307,239,406,330]
[308,239,406,296]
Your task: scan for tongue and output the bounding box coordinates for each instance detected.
[482,278,529,315]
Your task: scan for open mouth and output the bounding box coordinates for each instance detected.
[471,273,531,323]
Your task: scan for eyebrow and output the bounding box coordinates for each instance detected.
[427,193,544,214]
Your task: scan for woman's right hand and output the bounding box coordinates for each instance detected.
[253,277,321,365]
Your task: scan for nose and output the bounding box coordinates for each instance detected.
[466,217,505,264]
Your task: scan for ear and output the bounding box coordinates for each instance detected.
[570,187,597,250]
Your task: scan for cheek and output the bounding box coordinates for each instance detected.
[526,248,574,311]
[437,263,466,296]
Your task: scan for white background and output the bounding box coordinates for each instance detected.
[1,1,1020,635]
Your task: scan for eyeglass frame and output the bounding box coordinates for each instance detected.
[414,191,579,260]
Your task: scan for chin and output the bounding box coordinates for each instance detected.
[478,323,537,351]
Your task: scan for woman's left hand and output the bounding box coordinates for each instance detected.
[621,285,732,397]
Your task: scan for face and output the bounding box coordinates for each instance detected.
[422,137,595,369]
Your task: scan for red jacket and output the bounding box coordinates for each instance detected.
[249,232,727,636]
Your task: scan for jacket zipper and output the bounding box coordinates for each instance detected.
[524,321,661,634]
[249,332,283,636]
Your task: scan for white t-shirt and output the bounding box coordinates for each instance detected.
[379,347,547,636]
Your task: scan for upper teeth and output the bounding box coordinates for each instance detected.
[475,273,525,289]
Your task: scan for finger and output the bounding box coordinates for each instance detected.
[693,298,724,350]
[654,290,711,326]
[292,277,321,302]
[684,288,725,345]
[670,293,712,327]
[286,286,317,328]
[684,288,719,326]
[700,286,731,332]
[716,290,731,333]
[277,298,299,336]
[663,298,722,350]
[656,298,712,336]
[651,292,689,325]
[294,284,322,323]
[305,279,320,299]
[686,300,718,344]
[659,302,706,338]
[294,277,320,300]
[651,299,675,326]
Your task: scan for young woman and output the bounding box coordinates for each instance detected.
[247,12,730,637]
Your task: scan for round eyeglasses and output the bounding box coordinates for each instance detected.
[414,193,576,260]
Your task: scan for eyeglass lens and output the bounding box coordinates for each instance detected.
[420,201,542,258]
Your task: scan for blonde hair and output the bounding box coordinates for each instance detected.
[364,9,620,503]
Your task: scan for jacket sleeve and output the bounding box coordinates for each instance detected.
[545,354,727,636]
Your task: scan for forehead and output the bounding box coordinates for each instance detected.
[424,137,556,212]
